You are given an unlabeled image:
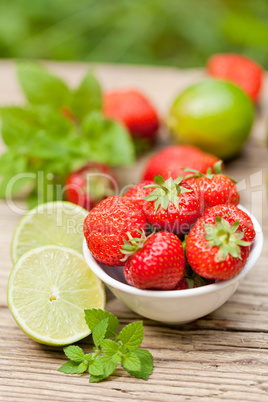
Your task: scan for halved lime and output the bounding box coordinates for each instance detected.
[7,245,105,346]
[11,201,88,263]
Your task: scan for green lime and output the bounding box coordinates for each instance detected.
[11,201,88,263]
[7,245,105,346]
[168,79,254,159]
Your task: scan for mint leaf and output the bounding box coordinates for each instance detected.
[84,309,119,338]
[84,354,93,362]
[100,339,120,355]
[127,349,153,380]
[72,71,102,120]
[58,360,88,375]
[17,62,71,109]
[82,112,135,166]
[88,359,104,376]
[92,318,108,347]
[122,352,141,372]
[119,321,143,350]
[0,107,38,147]
[63,345,84,363]
[98,353,121,377]
[89,374,106,383]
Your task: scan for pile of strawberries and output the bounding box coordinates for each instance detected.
[84,145,256,291]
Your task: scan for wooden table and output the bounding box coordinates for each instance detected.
[0,61,268,401]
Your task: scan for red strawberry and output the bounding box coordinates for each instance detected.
[143,145,221,181]
[142,174,201,235]
[122,231,186,290]
[84,196,147,266]
[185,161,239,212]
[124,180,154,200]
[202,204,256,243]
[186,205,255,280]
[207,53,263,102]
[103,90,159,152]
[65,162,117,210]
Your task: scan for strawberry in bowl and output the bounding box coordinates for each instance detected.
[186,204,255,280]
[184,161,239,212]
[83,201,263,324]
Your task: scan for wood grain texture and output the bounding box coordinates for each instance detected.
[0,61,268,401]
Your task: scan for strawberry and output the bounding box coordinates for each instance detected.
[186,205,255,280]
[142,145,221,181]
[207,53,263,102]
[122,231,186,290]
[103,90,159,152]
[184,160,239,212]
[124,180,154,201]
[142,174,201,235]
[84,196,147,266]
[65,162,117,210]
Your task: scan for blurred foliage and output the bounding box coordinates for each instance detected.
[0,0,268,68]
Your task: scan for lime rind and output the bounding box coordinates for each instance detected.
[11,201,88,263]
[7,245,105,346]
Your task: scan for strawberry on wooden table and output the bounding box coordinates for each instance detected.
[186,204,255,280]
[207,53,263,102]
[142,145,221,181]
[65,162,117,210]
[184,160,239,212]
[103,90,159,153]
[84,196,147,266]
[121,231,186,290]
[142,174,200,235]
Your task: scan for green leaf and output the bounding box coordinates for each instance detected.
[82,112,135,166]
[63,345,85,363]
[89,374,106,383]
[126,349,153,380]
[98,353,121,377]
[58,360,88,375]
[84,309,119,338]
[92,318,109,347]
[16,62,71,109]
[88,359,104,376]
[72,71,102,120]
[118,321,143,350]
[84,354,93,362]
[122,352,141,372]
[0,106,39,147]
[100,339,120,355]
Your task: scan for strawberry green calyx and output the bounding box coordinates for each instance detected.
[143,174,192,211]
[204,216,251,262]
[184,263,206,288]
[184,160,237,182]
[120,229,148,262]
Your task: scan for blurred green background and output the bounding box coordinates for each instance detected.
[0,0,268,68]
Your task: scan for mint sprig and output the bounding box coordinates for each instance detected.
[58,309,153,382]
[0,63,135,208]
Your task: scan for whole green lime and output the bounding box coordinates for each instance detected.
[168,79,254,159]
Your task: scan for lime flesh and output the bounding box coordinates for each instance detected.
[7,245,105,346]
[11,201,88,263]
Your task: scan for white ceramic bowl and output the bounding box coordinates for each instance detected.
[83,206,263,324]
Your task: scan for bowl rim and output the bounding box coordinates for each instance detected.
[83,205,263,299]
